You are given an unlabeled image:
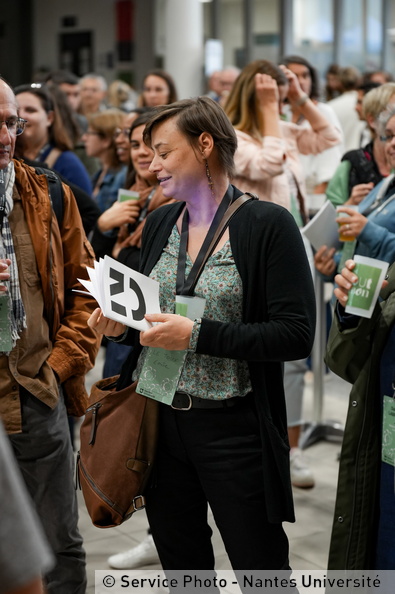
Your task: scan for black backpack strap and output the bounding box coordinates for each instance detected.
[35,166,64,226]
[342,145,381,197]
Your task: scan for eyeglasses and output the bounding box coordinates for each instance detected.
[0,117,28,136]
[113,127,131,140]
[380,132,395,143]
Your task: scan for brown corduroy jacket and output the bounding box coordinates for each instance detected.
[10,159,100,418]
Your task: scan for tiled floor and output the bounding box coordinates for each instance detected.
[80,349,351,592]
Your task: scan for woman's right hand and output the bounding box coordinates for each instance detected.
[255,73,279,108]
[336,207,368,239]
[346,182,374,206]
[314,246,336,276]
[255,73,282,139]
[97,201,140,233]
[87,307,126,337]
[333,260,358,306]
[278,65,303,104]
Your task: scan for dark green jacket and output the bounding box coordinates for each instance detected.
[325,264,395,568]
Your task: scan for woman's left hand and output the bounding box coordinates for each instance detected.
[334,260,358,305]
[140,313,194,350]
[336,207,368,239]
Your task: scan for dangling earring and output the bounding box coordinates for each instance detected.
[204,158,214,196]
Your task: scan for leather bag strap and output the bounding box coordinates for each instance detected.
[190,192,257,294]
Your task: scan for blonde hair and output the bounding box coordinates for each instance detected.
[88,108,125,168]
[107,80,134,109]
[362,83,395,121]
[223,60,287,141]
[338,66,361,91]
[378,103,395,138]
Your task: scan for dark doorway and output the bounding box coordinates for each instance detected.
[0,0,33,86]
[59,31,93,76]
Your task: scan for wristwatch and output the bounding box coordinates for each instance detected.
[294,93,309,107]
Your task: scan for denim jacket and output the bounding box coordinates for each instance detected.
[92,166,127,213]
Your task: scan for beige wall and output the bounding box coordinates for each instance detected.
[33,0,116,81]
[23,0,395,90]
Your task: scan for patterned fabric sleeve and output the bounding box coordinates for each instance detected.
[188,318,201,353]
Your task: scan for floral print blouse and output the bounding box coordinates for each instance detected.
[134,225,252,400]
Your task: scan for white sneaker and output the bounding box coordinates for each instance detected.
[108,534,160,569]
[290,447,315,489]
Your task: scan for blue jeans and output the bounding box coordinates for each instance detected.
[375,462,395,569]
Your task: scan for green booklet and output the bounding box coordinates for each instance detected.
[345,255,388,319]
[117,189,140,202]
[136,295,206,406]
[382,395,395,466]
[0,294,13,352]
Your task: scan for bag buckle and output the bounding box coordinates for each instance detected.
[133,495,146,511]
[171,393,192,411]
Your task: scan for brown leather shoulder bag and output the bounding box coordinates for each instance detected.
[77,376,158,528]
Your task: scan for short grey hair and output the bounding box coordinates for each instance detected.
[80,73,107,91]
[378,103,395,138]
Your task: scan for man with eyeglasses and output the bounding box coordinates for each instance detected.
[0,76,100,593]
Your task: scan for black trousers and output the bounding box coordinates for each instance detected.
[145,394,290,571]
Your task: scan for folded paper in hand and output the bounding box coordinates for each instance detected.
[301,200,342,252]
[76,255,160,331]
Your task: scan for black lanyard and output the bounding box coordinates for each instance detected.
[137,188,156,224]
[176,187,233,296]
[0,169,6,231]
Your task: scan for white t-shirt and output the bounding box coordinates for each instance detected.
[328,91,366,152]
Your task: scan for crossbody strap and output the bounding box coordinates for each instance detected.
[190,192,257,294]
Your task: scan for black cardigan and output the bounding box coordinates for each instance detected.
[117,187,316,523]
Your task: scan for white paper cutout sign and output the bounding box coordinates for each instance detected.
[76,256,160,331]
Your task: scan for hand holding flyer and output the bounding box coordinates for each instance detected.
[301,200,342,251]
[345,255,389,318]
[76,256,161,331]
[117,188,140,202]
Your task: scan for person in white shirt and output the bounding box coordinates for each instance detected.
[281,55,344,210]
[328,66,366,152]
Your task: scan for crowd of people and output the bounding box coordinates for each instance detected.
[1,56,395,592]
